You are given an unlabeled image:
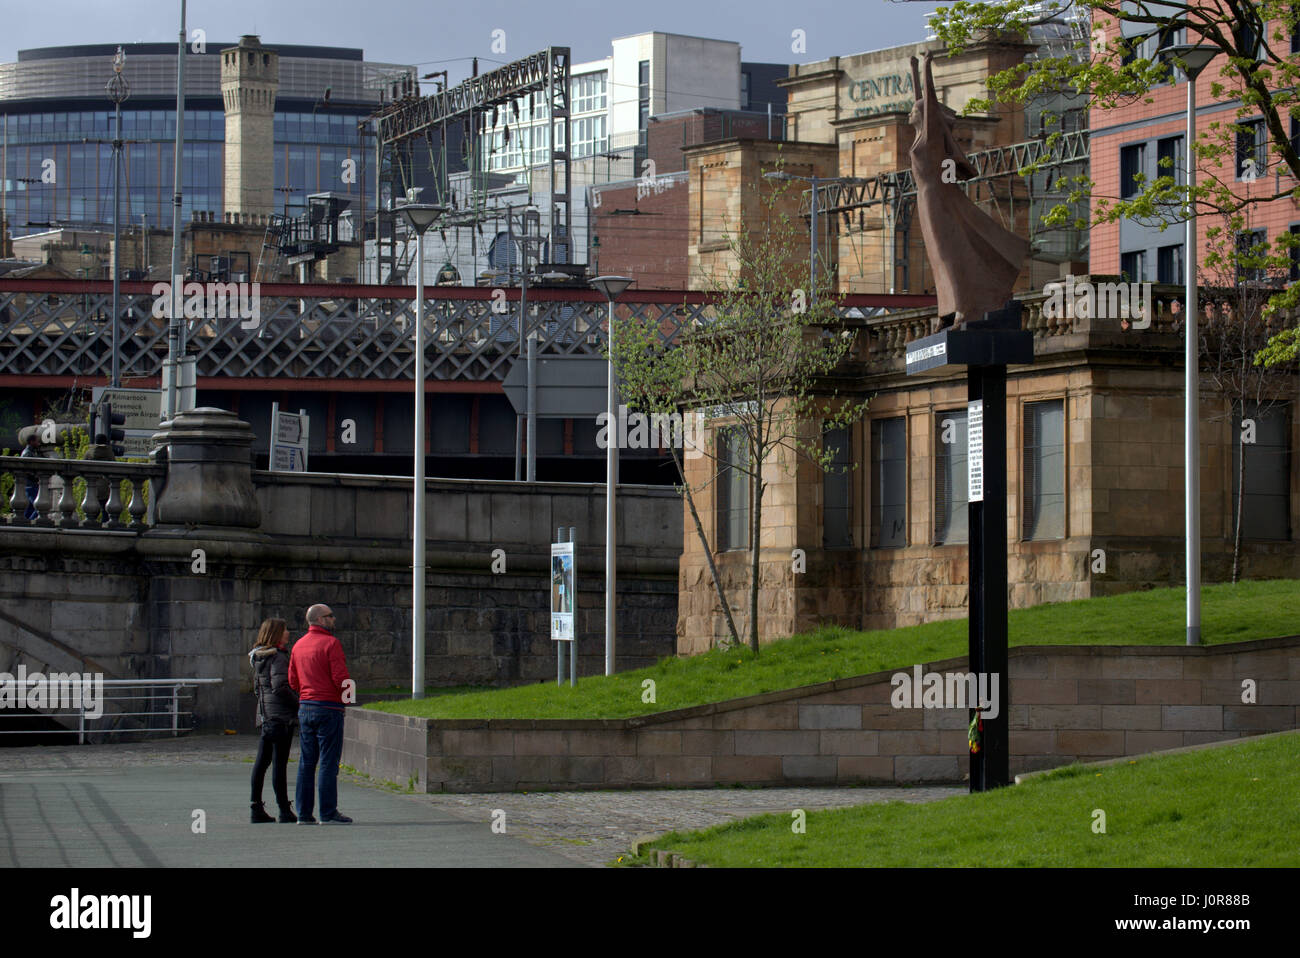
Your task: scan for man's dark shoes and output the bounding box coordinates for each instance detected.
[250,802,275,824]
[278,806,298,824]
[297,814,318,825]
[320,812,353,824]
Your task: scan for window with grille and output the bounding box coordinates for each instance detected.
[1120,250,1145,283]
[870,417,907,549]
[1236,229,1268,284]
[1236,119,1267,179]
[823,426,853,549]
[638,60,650,133]
[716,426,750,552]
[1232,402,1291,541]
[1157,244,1184,285]
[1157,135,1183,185]
[934,410,968,545]
[1120,143,1145,198]
[1022,400,1065,540]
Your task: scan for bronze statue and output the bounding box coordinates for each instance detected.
[909,52,1029,331]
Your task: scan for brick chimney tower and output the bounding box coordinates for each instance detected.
[221,35,278,219]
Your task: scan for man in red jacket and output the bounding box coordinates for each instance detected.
[289,604,352,824]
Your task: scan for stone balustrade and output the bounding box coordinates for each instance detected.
[3,457,162,530]
[860,278,1191,368]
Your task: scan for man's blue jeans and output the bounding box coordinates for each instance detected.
[296,702,345,819]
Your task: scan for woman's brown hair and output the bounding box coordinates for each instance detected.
[254,618,288,650]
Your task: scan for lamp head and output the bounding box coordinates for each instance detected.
[1158,44,1217,79]
[590,275,633,301]
[395,195,446,234]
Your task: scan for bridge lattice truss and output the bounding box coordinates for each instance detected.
[0,282,931,383]
[806,129,1091,217]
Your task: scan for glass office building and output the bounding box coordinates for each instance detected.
[0,42,414,237]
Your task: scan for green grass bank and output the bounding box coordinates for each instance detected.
[623,731,1300,867]
[368,580,1300,721]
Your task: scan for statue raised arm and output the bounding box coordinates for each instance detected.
[908,52,1029,330]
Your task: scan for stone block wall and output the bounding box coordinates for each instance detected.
[0,440,682,732]
[675,320,1300,652]
[342,637,1300,791]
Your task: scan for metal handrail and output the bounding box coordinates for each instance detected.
[0,677,222,742]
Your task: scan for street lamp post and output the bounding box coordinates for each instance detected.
[106,48,129,389]
[1160,44,1217,647]
[397,193,447,699]
[590,275,633,676]
[166,0,186,420]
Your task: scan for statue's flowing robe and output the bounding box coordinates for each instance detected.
[908,63,1029,324]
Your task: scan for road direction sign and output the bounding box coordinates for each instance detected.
[503,356,608,417]
[270,403,309,472]
[91,387,162,431]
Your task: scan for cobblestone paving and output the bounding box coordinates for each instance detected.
[419,785,963,867]
[0,736,964,867]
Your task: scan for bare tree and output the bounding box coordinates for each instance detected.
[1198,219,1294,580]
[613,170,868,653]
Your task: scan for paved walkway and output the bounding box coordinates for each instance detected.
[0,736,963,867]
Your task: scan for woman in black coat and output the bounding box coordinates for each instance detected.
[249,618,299,823]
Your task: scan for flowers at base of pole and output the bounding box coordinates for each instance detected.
[968,713,983,754]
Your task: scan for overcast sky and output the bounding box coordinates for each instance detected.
[2,0,946,81]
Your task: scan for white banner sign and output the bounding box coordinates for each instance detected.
[967,399,984,503]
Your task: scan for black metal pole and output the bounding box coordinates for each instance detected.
[969,364,1009,791]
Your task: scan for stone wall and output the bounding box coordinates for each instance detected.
[675,288,1300,654]
[342,636,1300,791]
[0,409,683,733]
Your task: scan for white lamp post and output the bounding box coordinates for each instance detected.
[1160,43,1216,646]
[106,47,129,389]
[397,193,446,698]
[590,275,633,676]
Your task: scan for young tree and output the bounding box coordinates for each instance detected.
[1197,222,1293,580]
[929,1,1300,320]
[613,172,868,654]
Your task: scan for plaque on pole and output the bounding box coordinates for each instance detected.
[967,400,984,503]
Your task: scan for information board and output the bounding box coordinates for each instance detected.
[550,541,575,641]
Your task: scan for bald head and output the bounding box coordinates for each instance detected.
[306,604,335,627]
